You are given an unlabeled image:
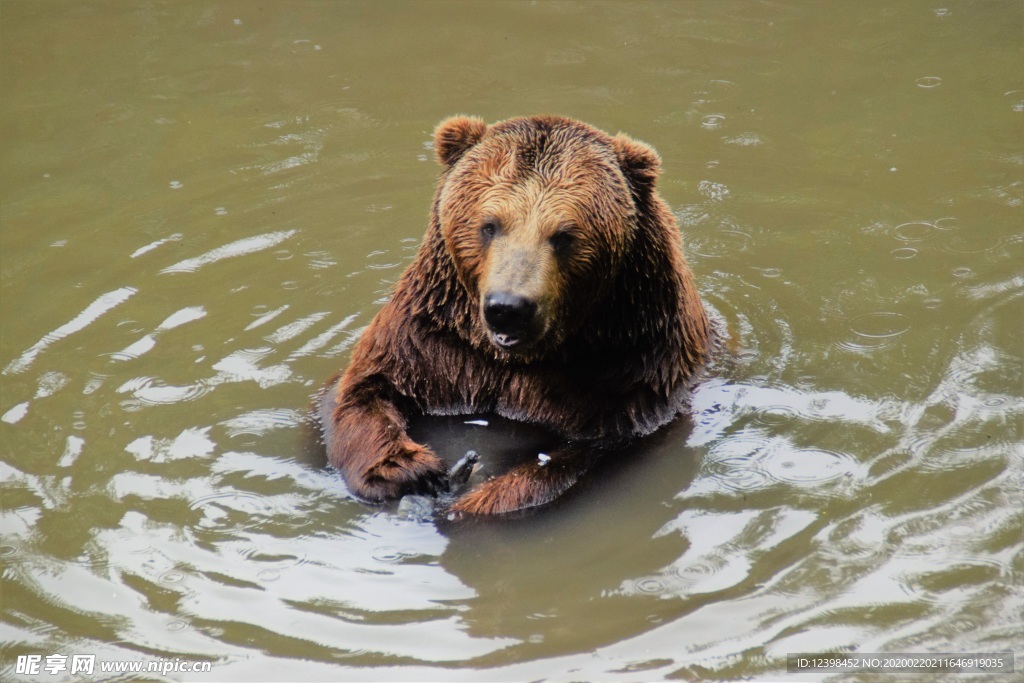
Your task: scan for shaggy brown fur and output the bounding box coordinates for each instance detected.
[319,115,711,517]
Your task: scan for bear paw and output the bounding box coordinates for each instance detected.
[357,444,449,501]
[446,470,559,517]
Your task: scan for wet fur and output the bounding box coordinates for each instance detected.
[320,115,711,517]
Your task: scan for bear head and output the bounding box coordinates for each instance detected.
[431,115,663,360]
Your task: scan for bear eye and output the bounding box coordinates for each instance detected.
[549,229,576,255]
[480,218,500,241]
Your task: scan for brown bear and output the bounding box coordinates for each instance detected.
[319,115,712,517]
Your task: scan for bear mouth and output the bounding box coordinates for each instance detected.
[480,295,550,354]
[486,325,551,356]
[491,332,523,349]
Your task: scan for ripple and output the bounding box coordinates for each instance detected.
[109,335,156,361]
[847,312,911,339]
[700,114,726,129]
[898,557,1005,603]
[915,76,943,88]
[687,230,751,258]
[704,456,771,491]
[925,424,1013,461]
[760,448,857,485]
[707,435,764,459]
[790,375,815,391]
[932,217,960,231]
[371,546,415,563]
[189,491,285,532]
[366,261,402,271]
[671,557,725,583]
[822,521,888,562]
[117,376,212,408]
[936,618,982,638]
[891,247,919,259]
[160,570,186,584]
[305,250,337,269]
[220,409,303,438]
[754,405,800,426]
[941,232,1013,255]
[241,543,306,568]
[692,80,737,104]
[893,221,936,241]
[696,79,737,98]
[888,517,949,555]
[735,349,759,363]
[626,577,667,595]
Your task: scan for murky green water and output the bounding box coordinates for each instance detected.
[2,1,1021,680]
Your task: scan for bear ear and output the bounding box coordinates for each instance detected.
[612,133,662,195]
[434,116,488,167]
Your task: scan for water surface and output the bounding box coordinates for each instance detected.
[2,1,1021,680]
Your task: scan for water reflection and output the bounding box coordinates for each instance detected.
[2,0,1022,680]
[4,287,138,375]
[159,230,298,275]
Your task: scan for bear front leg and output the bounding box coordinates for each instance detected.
[445,442,598,517]
[321,375,448,502]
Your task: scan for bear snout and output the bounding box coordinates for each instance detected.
[483,291,539,348]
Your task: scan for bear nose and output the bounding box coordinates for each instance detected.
[483,292,537,339]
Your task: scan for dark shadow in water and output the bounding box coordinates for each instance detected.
[407,413,561,489]
[297,398,331,470]
[297,390,713,659]
[294,391,562,493]
[429,415,704,656]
